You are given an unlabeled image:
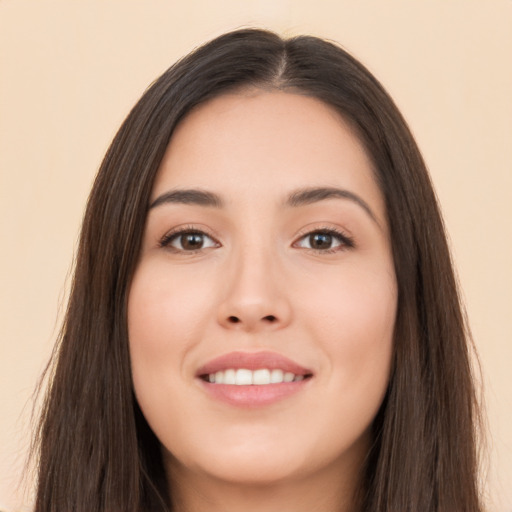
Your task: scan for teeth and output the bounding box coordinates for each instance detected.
[253,369,270,385]
[206,368,306,385]
[284,372,295,383]
[236,369,253,385]
[224,368,236,384]
[270,369,283,383]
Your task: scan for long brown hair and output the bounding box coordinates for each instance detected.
[32,29,483,512]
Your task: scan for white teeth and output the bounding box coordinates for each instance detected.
[253,369,270,385]
[206,368,307,385]
[270,369,284,383]
[224,369,236,385]
[235,369,253,385]
[283,372,295,383]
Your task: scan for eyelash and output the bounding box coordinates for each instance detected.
[158,226,355,254]
[158,225,220,253]
[292,227,355,254]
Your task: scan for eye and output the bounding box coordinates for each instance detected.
[294,229,354,253]
[160,229,219,252]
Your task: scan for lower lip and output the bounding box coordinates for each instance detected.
[199,380,310,407]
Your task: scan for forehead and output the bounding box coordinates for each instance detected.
[152,90,385,222]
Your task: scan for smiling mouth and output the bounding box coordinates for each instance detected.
[200,368,313,385]
[196,351,313,406]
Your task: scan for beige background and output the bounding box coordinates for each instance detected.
[0,1,511,510]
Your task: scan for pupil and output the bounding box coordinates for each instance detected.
[182,233,203,250]
[310,233,332,249]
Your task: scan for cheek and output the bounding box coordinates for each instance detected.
[127,261,225,455]
[298,262,396,398]
[127,261,217,403]
[129,261,215,348]
[311,256,396,335]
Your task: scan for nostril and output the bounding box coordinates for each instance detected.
[225,314,278,325]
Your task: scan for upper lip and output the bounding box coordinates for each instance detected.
[196,351,312,377]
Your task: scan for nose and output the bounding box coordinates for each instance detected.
[216,248,292,332]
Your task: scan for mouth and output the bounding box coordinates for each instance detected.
[200,368,312,385]
[196,351,313,407]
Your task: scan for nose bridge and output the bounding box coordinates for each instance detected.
[217,239,291,331]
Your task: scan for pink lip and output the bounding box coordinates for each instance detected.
[196,350,311,376]
[196,351,313,408]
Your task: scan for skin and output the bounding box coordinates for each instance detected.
[128,90,397,512]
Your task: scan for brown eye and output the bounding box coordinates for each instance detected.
[309,233,333,250]
[179,233,206,250]
[294,229,354,252]
[161,230,218,252]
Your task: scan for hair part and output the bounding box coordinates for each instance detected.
[32,28,484,512]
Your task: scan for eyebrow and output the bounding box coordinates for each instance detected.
[149,186,379,226]
[149,189,223,209]
[286,187,379,225]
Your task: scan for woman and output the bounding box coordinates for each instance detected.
[32,29,483,512]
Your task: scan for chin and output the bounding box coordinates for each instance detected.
[162,428,370,490]
[163,438,313,486]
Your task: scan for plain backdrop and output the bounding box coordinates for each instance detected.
[0,1,511,510]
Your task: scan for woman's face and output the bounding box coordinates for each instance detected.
[128,91,397,488]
